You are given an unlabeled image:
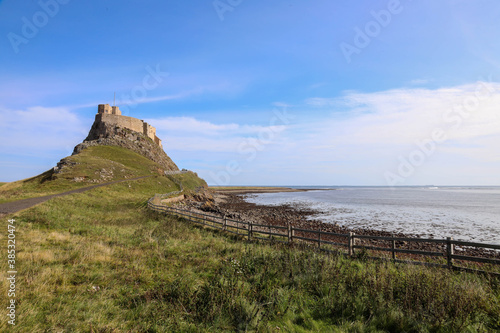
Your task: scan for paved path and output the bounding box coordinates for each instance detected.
[0,176,152,216]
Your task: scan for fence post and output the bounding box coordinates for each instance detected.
[289,225,295,244]
[348,232,355,256]
[318,229,321,249]
[248,221,253,240]
[223,218,227,231]
[447,237,454,269]
[391,236,396,260]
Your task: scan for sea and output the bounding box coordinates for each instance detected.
[243,186,500,245]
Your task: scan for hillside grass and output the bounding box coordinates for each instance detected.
[0,146,175,203]
[1,175,499,332]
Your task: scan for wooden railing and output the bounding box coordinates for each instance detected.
[148,199,500,277]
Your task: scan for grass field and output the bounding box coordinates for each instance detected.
[1,178,499,331]
[1,146,500,331]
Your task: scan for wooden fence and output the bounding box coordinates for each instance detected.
[148,199,500,277]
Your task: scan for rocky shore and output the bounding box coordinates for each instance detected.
[177,190,500,263]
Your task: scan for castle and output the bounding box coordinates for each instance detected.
[96,104,162,148]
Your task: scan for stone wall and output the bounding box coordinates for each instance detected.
[93,110,162,148]
[161,194,185,204]
[154,135,162,147]
[143,122,155,139]
[98,113,145,135]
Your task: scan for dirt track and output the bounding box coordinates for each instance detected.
[0,176,152,217]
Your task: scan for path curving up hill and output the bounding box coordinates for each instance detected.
[0,176,152,216]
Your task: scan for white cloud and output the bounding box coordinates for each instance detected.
[0,106,86,152]
[150,117,239,134]
[287,82,500,184]
[409,78,432,85]
[304,97,338,107]
[147,116,288,153]
[0,105,89,181]
[328,82,500,146]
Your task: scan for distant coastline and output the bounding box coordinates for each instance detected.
[210,186,308,194]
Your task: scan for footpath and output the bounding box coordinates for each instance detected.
[0,175,152,216]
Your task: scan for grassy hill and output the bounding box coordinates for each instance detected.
[1,146,499,331]
[0,146,198,204]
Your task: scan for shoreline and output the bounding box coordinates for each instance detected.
[209,186,311,194]
[180,190,500,261]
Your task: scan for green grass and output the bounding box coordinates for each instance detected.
[0,145,179,203]
[0,182,7,187]
[1,145,499,331]
[1,175,499,332]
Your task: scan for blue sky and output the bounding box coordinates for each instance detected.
[1,0,500,186]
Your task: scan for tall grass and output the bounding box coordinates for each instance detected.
[0,175,499,332]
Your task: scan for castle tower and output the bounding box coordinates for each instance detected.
[111,106,121,115]
[98,104,121,115]
[97,104,112,114]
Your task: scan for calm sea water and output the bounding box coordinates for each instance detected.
[243,187,500,244]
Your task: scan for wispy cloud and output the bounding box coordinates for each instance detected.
[285,82,500,184]
[0,106,86,152]
[66,87,218,112]
[324,83,500,145]
[147,116,288,152]
[408,78,433,85]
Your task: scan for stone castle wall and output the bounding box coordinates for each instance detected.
[143,122,156,140]
[96,104,162,148]
[99,113,145,135]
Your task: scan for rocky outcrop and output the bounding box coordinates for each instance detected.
[72,117,178,171]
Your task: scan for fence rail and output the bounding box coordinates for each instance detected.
[148,199,500,277]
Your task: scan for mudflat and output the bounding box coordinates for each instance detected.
[180,191,500,261]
